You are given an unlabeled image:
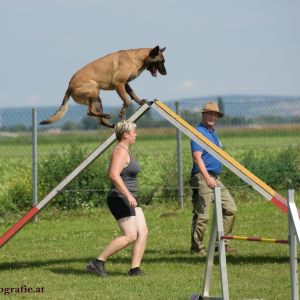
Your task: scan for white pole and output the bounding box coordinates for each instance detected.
[214,187,230,300]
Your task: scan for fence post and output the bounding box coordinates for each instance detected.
[175,101,183,208]
[32,108,38,222]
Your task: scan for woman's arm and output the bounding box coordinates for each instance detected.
[108,147,137,208]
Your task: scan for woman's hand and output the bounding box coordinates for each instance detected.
[127,194,137,208]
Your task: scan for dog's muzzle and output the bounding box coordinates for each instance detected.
[148,64,158,77]
[157,62,167,75]
[147,62,167,77]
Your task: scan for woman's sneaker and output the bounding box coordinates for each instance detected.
[128,267,145,276]
[88,259,108,277]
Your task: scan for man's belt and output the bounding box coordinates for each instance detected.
[191,171,219,178]
[208,171,218,178]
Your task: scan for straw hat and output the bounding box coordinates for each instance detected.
[201,102,224,118]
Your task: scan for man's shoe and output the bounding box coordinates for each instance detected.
[128,267,145,276]
[190,248,207,257]
[88,259,108,277]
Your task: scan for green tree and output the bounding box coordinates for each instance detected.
[218,97,225,114]
[62,122,79,131]
[80,116,99,130]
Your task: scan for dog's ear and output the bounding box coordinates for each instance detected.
[149,46,160,58]
[160,47,166,53]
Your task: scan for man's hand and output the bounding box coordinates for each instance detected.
[192,151,218,189]
[205,176,218,189]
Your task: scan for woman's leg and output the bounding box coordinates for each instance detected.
[131,208,148,268]
[98,216,138,261]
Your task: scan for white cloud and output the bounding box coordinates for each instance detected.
[174,80,200,93]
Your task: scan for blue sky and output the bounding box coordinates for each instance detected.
[0,0,299,108]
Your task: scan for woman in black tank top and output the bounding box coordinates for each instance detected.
[87,120,148,277]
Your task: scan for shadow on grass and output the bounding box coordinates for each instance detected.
[48,268,125,277]
[143,254,290,265]
[145,249,190,255]
[226,254,290,265]
[0,251,290,272]
[0,257,91,271]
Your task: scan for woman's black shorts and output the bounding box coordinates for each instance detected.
[107,192,140,221]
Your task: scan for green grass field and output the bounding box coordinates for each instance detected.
[0,126,299,299]
[1,125,300,155]
[0,199,296,300]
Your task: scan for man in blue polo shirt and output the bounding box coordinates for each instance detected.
[190,102,237,255]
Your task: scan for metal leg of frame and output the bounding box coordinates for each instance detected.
[214,187,230,300]
[288,190,299,300]
[198,187,229,300]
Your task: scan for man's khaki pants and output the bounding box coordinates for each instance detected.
[190,173,237,252]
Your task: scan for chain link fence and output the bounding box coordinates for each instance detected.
[178,98,300,202]
[0,97,299,214]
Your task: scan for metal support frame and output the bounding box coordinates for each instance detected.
[0,102,151,248]
[288,190,300,300]
[198,187,229,300]
[192,188,300,300]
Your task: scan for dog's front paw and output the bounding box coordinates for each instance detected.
[137,99,147,105]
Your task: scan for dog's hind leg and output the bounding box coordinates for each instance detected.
[116,84,132,119]
[95,97,114,128]
[87,98,111,119]
[125,84,146,106]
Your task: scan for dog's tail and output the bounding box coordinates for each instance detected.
[39,89,71,125]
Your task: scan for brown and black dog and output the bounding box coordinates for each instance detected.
[40,46,167,128]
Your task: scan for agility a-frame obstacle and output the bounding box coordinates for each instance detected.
[0,99,296,248]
